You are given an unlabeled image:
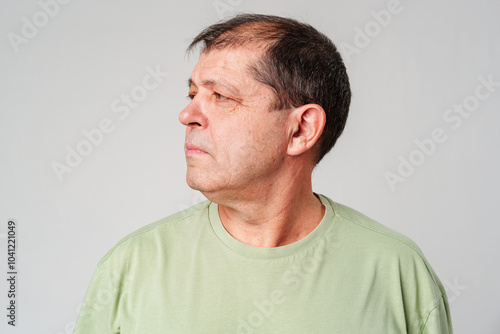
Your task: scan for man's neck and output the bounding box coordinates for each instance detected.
[214,172,325,248]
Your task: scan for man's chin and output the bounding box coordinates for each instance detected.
[186,174,213,194]
[186,175,227,203]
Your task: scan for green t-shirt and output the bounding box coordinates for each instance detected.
[74,195,452,333]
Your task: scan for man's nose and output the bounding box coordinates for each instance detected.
[178,98,207,129]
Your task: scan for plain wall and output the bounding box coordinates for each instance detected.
[1,0,499,333]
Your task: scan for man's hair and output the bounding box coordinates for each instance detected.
[187,14,351,164]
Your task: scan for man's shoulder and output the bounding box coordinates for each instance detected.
[124,199,212,239]
[97,200,212,267]
[325,195,445,290]
[323,196,427,259]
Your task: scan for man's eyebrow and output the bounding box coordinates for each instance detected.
[187,78,241,96]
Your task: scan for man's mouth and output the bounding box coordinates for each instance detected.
[185,143,208,155]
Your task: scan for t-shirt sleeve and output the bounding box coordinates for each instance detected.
[73,262,122,334]
[420,295,454,334]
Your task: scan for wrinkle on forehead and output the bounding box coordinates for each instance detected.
[194,47,275,104]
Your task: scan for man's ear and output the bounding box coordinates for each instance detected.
[287,104,326,157]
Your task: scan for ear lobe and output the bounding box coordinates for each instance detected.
[287,104,326,157]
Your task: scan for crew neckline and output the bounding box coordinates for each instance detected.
[208,194,336,259]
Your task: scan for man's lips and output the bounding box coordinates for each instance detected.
[185,143,209,155]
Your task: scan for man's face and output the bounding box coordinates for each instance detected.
[179,46,290,198]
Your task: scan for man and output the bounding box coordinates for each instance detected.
[74,14,453,333]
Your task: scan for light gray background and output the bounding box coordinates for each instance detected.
[1,0,499,333]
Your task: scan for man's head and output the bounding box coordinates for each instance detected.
[179,14,350,199]
[186,14,351,164]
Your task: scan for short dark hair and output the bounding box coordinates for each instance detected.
[187,14,351,164]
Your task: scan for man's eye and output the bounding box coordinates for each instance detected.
[214,92,229,101]
[187,93,196,100]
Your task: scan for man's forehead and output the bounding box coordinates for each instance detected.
[188,47,262,91]
[195,47,256,74]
